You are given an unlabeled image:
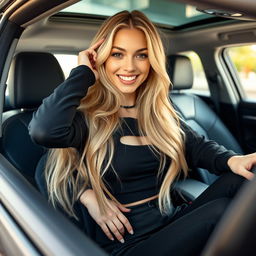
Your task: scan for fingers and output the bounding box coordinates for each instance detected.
[228,154,256,181]
[116,212,134,235]
[100,223,115,241]
[239,168,255,180]
[78,38,104,73]
[87,48,97,58]
[117,204,132,212]
[87,49,97,69]
[90,38,105,51]
[86,38,104,66]
[107,219,125,243]
[98,206,134,243]
[99,217,126,243]
[115,204,133,235]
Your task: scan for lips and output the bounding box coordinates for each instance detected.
[117,74,139,85]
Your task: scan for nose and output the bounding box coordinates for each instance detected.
[123,56,136,72]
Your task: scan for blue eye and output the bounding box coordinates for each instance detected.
[111,52,122,58]
[137,53,148,59]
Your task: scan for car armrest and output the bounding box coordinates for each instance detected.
[174,178,208,201]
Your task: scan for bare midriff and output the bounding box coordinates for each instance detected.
[122,194,159,207]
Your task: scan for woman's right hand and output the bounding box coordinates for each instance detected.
[78,38,104,81]
[80,189,134,243]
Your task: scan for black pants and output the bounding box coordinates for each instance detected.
[106,172,246,256]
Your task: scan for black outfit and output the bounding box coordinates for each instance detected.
[29,65,245,256]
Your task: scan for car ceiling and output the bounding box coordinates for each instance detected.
[2,0,256,55]
[15,17,256,56]
[174,0,256,20]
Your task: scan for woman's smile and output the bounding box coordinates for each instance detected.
[117,74,139,85]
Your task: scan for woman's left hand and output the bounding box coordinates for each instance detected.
[227,153,256,180]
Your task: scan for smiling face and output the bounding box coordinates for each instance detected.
[105,28,150,104]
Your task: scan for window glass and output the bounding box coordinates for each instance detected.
[60,0,210,28]
[54,54,77,78]
[179,51,209,95]
[226,45,256,99]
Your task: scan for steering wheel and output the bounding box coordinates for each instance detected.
[201,166,256,256]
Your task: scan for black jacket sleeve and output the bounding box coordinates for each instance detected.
[28,65,95,151]
[181,120,238,175]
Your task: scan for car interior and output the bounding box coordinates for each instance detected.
[0,0,256,256]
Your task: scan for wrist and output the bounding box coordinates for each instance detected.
[227,155,241,169]
[69,65,96,86]
[227,155,235,168]
[80,188,93,207]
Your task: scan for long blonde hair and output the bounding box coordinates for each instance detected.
[45,10,188,218]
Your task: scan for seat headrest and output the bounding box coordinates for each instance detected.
[167,55,193,90]
[8,52,65,109]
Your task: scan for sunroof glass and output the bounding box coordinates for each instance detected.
[60,0,211,27]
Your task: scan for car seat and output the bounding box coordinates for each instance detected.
[167,54,243,184]
[0,52,65,187]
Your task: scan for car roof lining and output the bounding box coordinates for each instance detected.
[16,14,256,56]
[8,0,79,27]
[177,0,256,20]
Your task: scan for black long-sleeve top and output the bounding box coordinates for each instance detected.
[28,65,236,205]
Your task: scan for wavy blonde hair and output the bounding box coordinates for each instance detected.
[45,10,188,218]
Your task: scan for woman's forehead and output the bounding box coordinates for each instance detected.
[112,28,147,50]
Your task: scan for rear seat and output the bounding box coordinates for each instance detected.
[167,54,243,185]
[1,52,65,187]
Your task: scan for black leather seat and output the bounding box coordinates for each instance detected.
[167,54,243,184]
[1,52,65,187]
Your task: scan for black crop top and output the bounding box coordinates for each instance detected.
[29,65,237,204]
[102,116,171,203]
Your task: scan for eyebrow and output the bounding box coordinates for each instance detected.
[112,46,148,52]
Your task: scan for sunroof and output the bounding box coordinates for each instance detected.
[60,0,212,27]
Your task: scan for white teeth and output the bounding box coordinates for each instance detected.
[119,75,137,81]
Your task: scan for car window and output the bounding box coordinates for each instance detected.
[225,45,256,100]
[54,54,77,78]
[179,51,209,96]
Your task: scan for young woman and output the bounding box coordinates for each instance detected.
[29,10,256,256]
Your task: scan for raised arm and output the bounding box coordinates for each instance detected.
[28,65,95,150]
[29,39,104,150]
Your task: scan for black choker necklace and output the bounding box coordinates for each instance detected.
[120,104,136,109]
